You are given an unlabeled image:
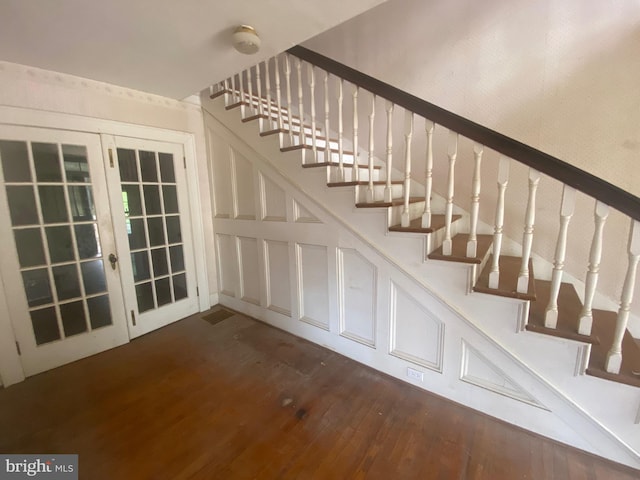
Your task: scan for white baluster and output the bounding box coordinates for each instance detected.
[605,219,640,373]
[337,78,344,181]
[578,201,610,335]
[265,59,272,128]
[284,55,293,144]
[442,131,458,256]
[401,111,414,227]
[255,65,263,129]
[367,94,376,202]
[308,64,317,162]
[297,58,305,146]
[421,120,435,228]
[467,144,484,257]
[247,66,254,115]
[516,169,541,292]
[239,70,246,117]
[274,56,283,131]
[230,74,237,106]
[544,185,577,328]
[352,85,359,181]
[324,71,330,163]
[383,101,394,203]
[488,157,510,289]
[223,78,230,106]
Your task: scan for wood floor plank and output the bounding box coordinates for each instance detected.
[0,309,638,479]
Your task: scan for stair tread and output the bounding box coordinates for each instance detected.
[428,234,493,264]
[302,162,381,170]
[388,215,459,234]
[356,197,424,208]
[327,180,403,187]
[281,144,355,155]
[473,255,536,300]
[209,88,229,100]
[526,280,600,344]
[243,112,307,127]
[586,309,640,388]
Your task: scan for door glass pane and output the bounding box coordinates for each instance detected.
[147,217,165,246]
[131,251,150,282]
[81,260,106,295]
[22,269,53,307]
[166,216,182,244]
[46,226,75,263]
[143,185,161,215]
[88,295,112,329]
[69,186,95,221]
[39,186,68,223]
[159,153,175,183]
[0,140,31,182]
[33,143,62,182]
[122,185,142,216]
[170,245,184,273]
[7,186,38,225]
[75,224,100,259]
[117,148,138,182]
[163,185,178,214]
[127,218,147,250]
[60,301,87,337]
[173,273,187,301]
[140,151,157,182]
[31,307,60,345]
[63,145,90,183]
[53,264,81,301]
[155,278,171,306]
[136,282,154,313]
[151,248,168,276]
[14,228,46,268]
[2,138,114,346]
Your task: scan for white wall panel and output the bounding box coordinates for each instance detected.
[293,199,321,223]
[390,282,444,372]
[264,240,291,316]
[338,248,376,346]
[297,243,330,330]
[231,147,256,220]
[259,172,287,222]
[237,236,260,305]
[209,129,232,218]
[216,234,237,297]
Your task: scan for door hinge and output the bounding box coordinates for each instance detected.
[130,310,136,326]
[108,148,114,168]
[196,286,199,297]
[183,156,186,169]
[15,341,21,356]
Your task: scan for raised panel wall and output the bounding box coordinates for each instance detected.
[338,248,376,347]
[231,147,255,220]
[264,239,291,316]
[296,243,330,330]
[209,130,232,218]
[259,172,287,222]
[215,233,237,297]
[237,236,260,305]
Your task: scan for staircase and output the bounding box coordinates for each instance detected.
[202,47,640,467]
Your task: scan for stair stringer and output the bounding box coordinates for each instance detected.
[202,99,640,468]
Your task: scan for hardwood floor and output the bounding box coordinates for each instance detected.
[0,308,638,479]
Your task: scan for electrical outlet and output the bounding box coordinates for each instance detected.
[407,367,424,382]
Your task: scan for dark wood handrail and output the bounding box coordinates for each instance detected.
[287,45,640,222]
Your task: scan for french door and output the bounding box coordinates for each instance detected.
[102,135,199,339]
[0,126,199,377]
[0,126,129,376]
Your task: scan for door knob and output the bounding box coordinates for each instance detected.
[108,253,118,270]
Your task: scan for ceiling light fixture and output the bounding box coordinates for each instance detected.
[232,25,261,55]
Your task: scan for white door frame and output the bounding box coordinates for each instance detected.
[0,106,210,387]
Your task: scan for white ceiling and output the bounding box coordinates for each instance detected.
[0,0,386,99]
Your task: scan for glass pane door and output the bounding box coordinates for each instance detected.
[0,126,129,376]
[104,136,198,338]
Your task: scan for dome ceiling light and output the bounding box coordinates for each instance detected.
[232,25,261,55]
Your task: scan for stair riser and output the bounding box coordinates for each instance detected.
[388,201,426,226]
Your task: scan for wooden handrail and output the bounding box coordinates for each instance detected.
[287,45,640,222]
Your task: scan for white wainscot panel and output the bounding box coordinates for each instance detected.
[461,340,547,409]
[259,172,287,222]
[209,130,232,218]
[231,147,256,220]
[265,239,291,316]
[293,199,321,223]
[390,282,444,372]
[237,236,260,305]
[216,233,237,297]
[339,248,376,347]
[297,243,330,330]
